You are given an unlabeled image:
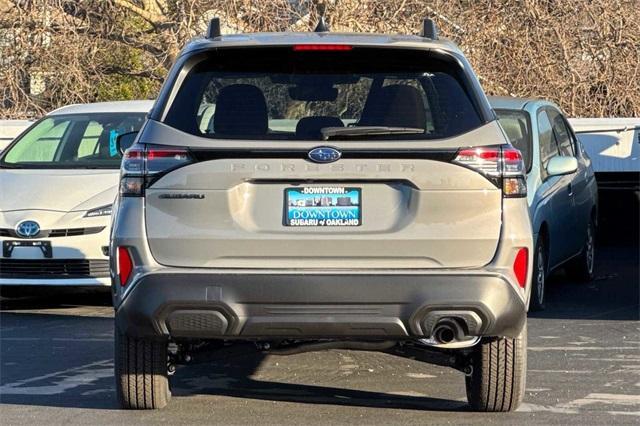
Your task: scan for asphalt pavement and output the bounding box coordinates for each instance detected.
[0,241,638,425]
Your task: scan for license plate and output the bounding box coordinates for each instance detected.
[2,240,52,258]
[284,187,361,227]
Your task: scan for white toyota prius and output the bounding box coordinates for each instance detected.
[0,101,152,294]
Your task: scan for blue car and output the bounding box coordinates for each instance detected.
[490,97,598,311]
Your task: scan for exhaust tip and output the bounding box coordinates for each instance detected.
[434,325,456,344]
[432,318,466,344]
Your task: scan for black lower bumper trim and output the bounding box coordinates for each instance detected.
[115,271,526,340]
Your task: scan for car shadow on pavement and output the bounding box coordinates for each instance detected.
[0,311,116,410]
[0,290,112,311]
[171,343,469,412]
[2,322,468,412]
[528,242,639,321]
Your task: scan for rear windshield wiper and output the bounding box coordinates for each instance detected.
[321,126,425,141]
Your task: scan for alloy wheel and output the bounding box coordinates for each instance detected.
[536,246,545,306]
[586,225,595,275]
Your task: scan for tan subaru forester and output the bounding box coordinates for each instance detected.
[110,18,533,411]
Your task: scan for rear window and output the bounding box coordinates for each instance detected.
[495,109,533,171]
[164,47,484,141]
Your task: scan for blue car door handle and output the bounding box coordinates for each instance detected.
[567,182,573,196]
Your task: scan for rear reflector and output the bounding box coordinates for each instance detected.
[293,44,352,51]
[513,247,528,288]
[117,247,133,286]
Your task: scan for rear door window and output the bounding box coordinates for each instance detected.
[164,47,484,141]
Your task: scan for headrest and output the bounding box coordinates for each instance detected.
[212,84,268,137]
[359,84,426,129]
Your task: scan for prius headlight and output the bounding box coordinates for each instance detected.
[84,205,113,218]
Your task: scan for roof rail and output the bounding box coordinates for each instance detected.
[314,16,329,32]
[207,17,221,39]
[314,3,329,32]
[421,18,438,40]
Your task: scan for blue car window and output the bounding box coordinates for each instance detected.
[537,109,560,171]
[547,109,575,157]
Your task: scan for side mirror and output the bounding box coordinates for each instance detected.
[546,155,578,177]
[116,131,138,155]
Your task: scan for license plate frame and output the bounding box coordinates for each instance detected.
[2,240,53,258]
[284,187,362,227]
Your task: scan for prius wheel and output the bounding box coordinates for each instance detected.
[115,329,171,409]
[465,320,527,412]
[567,219,596,282]
[530,238,547,312]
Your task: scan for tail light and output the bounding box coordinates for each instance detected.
[117,246,133,286]
[454,145,527,197]
[513,247,528,288]
[119,144,193,197]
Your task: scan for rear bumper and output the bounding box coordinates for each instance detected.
[115,270,527,340]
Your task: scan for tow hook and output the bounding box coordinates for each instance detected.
[167,342,193,375]
[463,365,473,376]
[255,342,272,351]
[167,363,176,376]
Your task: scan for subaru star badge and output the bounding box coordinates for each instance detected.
[308,146,342,163]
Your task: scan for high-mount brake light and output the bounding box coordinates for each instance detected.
[454,145,527,198]
[119,145,193,197]
[293,44,352,51]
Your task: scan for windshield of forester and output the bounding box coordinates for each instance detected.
[0,112,146,169]
[163,46,485,141]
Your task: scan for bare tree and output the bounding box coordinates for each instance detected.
[1,0,638,119]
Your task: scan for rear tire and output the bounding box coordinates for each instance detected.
[115,329,171,409]
[465,321,527,412]
[529,237,547,312]
[566,219,595,282]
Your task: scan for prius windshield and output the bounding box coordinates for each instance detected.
[0,112,146,169]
